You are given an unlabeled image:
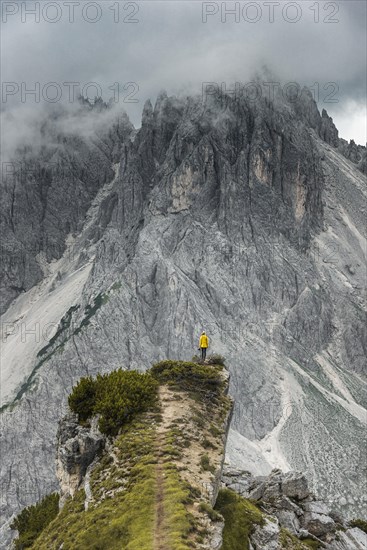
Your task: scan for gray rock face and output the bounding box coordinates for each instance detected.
[320,109,339,147]
[1,84,366,547]
[0,100,133,315]
[206,521,224,550]
[276,509,300,535]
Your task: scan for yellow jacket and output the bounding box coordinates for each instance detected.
[199,334,209,348]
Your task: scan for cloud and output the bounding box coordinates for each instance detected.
[1,0,366,147]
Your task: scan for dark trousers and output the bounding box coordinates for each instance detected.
[201,347,207,360]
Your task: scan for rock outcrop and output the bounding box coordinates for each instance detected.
[338,138,367,174]
[56,413,105,507]
[223,467,367,549]
[320,109,339,147]
[21,361,233,549]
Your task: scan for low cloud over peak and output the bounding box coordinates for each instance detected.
[1,0,366,152]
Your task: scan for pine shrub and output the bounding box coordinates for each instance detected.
[151,360,223,394]
[68,369,158,436]
[10,493,59,549]
[68,375,97,422]
[206,354,225,366]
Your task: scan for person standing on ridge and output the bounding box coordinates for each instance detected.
[199,331,209,360]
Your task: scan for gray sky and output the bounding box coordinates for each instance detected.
[1,0,366,149]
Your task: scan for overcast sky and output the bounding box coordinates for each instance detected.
[1,0,366,148]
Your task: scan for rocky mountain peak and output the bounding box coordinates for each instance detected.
[1,81,366,548]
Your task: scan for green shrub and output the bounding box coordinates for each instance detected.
[68,376,97,422]
[202,438,216,450]
[200,454,215,473]
[151,360,223,394]
[350,518,367,534]
[10,493,59,549]
[206,354,225,366]
[68,370,158,436]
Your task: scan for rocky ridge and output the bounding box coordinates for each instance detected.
[11,361,366,550]
[23,361,233,549]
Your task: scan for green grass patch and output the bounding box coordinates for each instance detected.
[302,540,323,549]
[16,357,231,549]
[214,489,265,550]
[162,464,194,549]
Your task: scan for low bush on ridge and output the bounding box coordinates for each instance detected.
[151,360,223,393]
[68,369,158,436]
[69,359,225,435]
[206,353,225,366]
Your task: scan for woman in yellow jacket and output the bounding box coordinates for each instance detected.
[199,331,209,360]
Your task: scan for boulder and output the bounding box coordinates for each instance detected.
[302,501,331,515]
[263,482,283,501]
[302,511,336,538]
[276,509,300,535]
[276,496,303,516]
[221,467,254,496]
[250,517,280,550]
[281,471,310,500]
[248,481,266,501]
